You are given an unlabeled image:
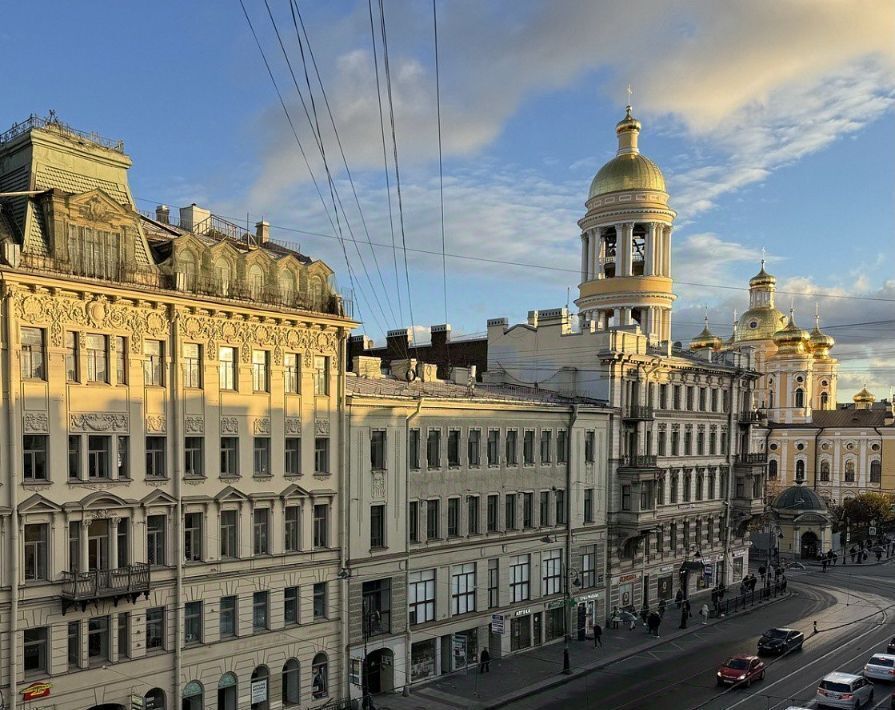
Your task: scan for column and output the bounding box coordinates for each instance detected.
[645,223,657,275]
[588,232,597,279]
[80,519,89,572]
[663,226,672,276]
[109,517,119,570]
[270,499,283,556]
[580,234,588,283]
[618,223,634,276]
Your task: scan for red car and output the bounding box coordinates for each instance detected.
[717,655,766,687]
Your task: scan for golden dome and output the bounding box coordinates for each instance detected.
[809,325,834,353]
[735,306,788,342]
[853,386,876,403]
[690,317,721,351]
[749,261,776,288]
[773,313,810,347]
[589,105,666,199]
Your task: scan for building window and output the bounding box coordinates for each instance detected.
[467,495,480,535]
[795,388,804,408]
[581,546,596,588]
[766,459,777,480]
[427,429,442,469]
[871,460,882,483]
[845,460,855,483]
[23,435,48,481]
[253,509,270,555]
[282,659,300,706]
[735,477,745,498]
[88,616,110,664]
[488,559,499,608]
[362,579,391,636]
[145,436,166,479]
[709,430,717,455]
[115,336,127,384]
[542,549,562,595]
[447,498,460,538]
[451,563,476,615]
[622,485,632,511]
[313,504,329,547]
[254,437,271,476]
[24,523,48,581]
[312,653,328,699]
[540,430,552,464]
[683,472,692,502]
[540,491,550,526]
[147,515,166,566]
[584,489,594,522]
[795,459,805,482]
[220,437,239,477]
[487,430,500,465]
[86,435,111,479]
[371,430,386,470]
[220,510,239,559]
[506,430,518,465]
[86,334,108,383]
[184,436,203,477]
[284,506,300,551]
[314,437,329,474]
[68,621,81,670]
[219,596,237,638]
[697,430,705,456]
[468,429,481,466]
[253,591,269,632]
[510,554,530,602]
[585,431,595,463]
[684,430,693,456]
[143,339,164,386]
[371,504,386,548]
[218,346,236,390]
[116,435,129,479]
[409,429,421,470]
[698,387,706,411]
[426,499,440,539]
[695,471,704,501]
[116,518,129,567]
[409,501,419,543]
[184,601,202,644]
[179,343,201,388]
[444,429,460,467]
[24,627,48,676]
[557,429,568,464]
[252,350,269,392]
[67,434,81,480]
[523,430,535,464]
[65,331,79,382]
[505,493,517,530]
[313,355,329,395]
[20,327,45,380]
[284,587,299,625]
[184,512,203,562]
[409,569,436,625]
[820,391,829,408]
[486,494,499,532]
[146,607,165,651]
[284,352,299,394]
[313,582,327,619]
[522,492,534,528]
[555,489,566,525]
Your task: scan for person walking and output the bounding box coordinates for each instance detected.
[648,611,661,638]
[479,648,490,674]
[679,606,688,629]
[780,573,788,593]
[593,622,603,648]
[658,599,667,618]
[822,558,828,572]
[850,546,857,564]
[675,588,684,609]
[700,603,710,625]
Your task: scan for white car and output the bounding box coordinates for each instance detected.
[817,672,875,709]
[864,653,895,682]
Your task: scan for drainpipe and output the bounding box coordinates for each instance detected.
[4,282,20,710]
[813,428,823,490]
[564,404,579,662]
[403,397,423,695]
[722,370,737,588]
[171,306,183,708]
[603,405,617,624]
[340,337,351,703]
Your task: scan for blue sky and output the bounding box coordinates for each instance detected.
[3,1,894,396]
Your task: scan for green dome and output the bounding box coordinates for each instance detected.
[772,484,827,513]
[589,153,666,198]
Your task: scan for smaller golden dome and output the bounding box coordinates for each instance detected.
[690,317,721,351]
[749,260,776,288]
[809,324,835,353]
[853,386,876,403]
[773,312,809,347]
[588,105,666,199]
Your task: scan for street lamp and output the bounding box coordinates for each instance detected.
[562,563,581,674]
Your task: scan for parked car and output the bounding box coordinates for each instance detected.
[716,655,765,687]
[817,672,874,709]
[864,654,895,682]
[758,627,805,655]
[887,637,895,654]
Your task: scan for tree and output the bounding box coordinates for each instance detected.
[842,493,895,528]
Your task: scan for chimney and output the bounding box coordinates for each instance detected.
[430,323,452,349]
[255,220,270,244]
[179,203,211,233]
[155,205,170,224]
[386,328,412,360]
[347,334,373,371]
[353,355,384,379]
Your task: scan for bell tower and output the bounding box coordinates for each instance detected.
[575,104,676,345]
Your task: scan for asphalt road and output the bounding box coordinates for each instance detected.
[512,562,895,710]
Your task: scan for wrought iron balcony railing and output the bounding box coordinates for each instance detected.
[61,562,150,613]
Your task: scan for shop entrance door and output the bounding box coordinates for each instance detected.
[533,612,542,645]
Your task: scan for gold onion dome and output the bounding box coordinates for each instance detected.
[749,262,776,288]
[736,306,788,341]
[853,386,876,404]
[589,105,666,199]
[690,317,722,350]
[773,311,810,347]
[809,314,835,353]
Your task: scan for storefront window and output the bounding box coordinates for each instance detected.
[411,640,436,682]
[510,616,532,651]
[545,607,565,641]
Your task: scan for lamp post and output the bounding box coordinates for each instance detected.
[563,564,581,674]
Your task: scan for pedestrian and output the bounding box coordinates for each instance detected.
[822,558,827,572]
[700,603,710,625]
[648,611,661,638]
[749,575,757,593]
[658,599,667,618]
[711,589,719,613]
[675,588,683,609]
[850,546,857,563]
[781,573,787,593]
[876,549,882,562]
[593,622,603,648]
[832,551,837,566]
[479,648,490,674]
[609,606,620,629]
[684,598,692,618]
[640,603,649,626]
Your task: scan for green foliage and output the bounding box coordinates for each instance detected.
[842,493,895,527]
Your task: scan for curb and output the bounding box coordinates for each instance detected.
[482,591,795,710]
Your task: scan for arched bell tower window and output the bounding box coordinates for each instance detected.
[820,460,830,482]
[870,460,881,484]
[768,460,778,480]
[794,388,804,408]
[844,460,855,483]
[820,391,829,408]
[795,459,805,481]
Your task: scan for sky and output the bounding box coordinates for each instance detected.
[2,0,894,398]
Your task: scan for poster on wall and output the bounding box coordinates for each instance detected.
[452,634,468,670]
[618,583,633,608]
[657,574,674,600]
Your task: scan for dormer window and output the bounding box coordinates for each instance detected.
[67,225,121,279]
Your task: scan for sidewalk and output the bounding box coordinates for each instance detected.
[377,590,792,710]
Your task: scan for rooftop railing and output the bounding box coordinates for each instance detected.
[0,113,125,153]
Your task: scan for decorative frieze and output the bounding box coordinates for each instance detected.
[371,471,386,500]
[145,415,167,434]
[221,417,239,434]
[285,417,302,435]
[315,418,330,435]
[253,417,271,435]
[69,413,129,433]
[23,413,49,433]
[184,416,204,434]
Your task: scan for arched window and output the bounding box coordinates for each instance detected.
[845,460,855,483]
[145,688,166,710]
[795,459,805,481]
[215,259,232,296]
[870,460,882,484]
[218,672,238,710]
[794,388,804,408]
[820,460,830,482]
[180,251,197,291]
[312,653,328,699]
[282,659,300,706]
[281,270,296,306]
[310,276,324,305]
[768,459,778,480]
[182,681,203,710]
[249,265,265,299]
[820,391,829,408]
[251,666,270,710]
[768,388,774,409]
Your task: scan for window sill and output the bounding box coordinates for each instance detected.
[370,546,388,552]
[253,473,273,480]
[87,381,112,386]
[22,480,51,486]
[284,473,303,479]
[219,474,242,481]
[313,472,331,479]
[184,475,206,482]
[145,477,171,483]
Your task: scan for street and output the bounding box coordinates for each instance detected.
[513,563,895,710]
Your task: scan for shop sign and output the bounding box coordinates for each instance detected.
[350,658,362,687]
[618,573,638,583]
[575,591,602,603]
[130,695,145,710]
[513,608,531,617]
[23,683,52,701]
[546,599,565,610]
[657,574,674,600]
[250,679,268,704]
[659,565,674,573]
[490,613,505,634]
[452,634,468,669]
[703,562,714,585]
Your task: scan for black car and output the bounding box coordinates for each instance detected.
[757,627,804,655]
[887,636,895,654]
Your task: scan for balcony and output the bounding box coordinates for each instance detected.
[623,404,655,421]
[617,455,659,483]
[738,410,762,424]
[735,452,768,467]
[732,497,766,518]
[61,563,150,614]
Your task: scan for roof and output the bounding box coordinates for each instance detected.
[772,484,827,513]
[346,374,606,407]
[589,153,665,198]
[810,408,889,428]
